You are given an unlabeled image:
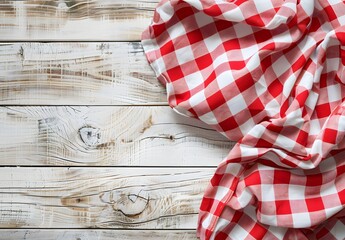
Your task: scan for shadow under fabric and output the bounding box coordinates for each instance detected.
[141,0,345,239]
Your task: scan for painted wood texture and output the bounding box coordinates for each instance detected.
[0,167,213,229]
[0,230,198,240]
[0,42,166,105]
[0,0,228,235]
[0,0,157,41]
[0,106,231,166]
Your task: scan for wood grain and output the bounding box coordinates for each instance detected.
[0,106,232,166]
[0,42,166,105]
[0,0,157,41]
[0,167,213,229]
[0,229,198,240]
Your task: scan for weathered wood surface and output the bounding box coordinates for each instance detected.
[0,230,198,240]
[0,0,226,234]
[0,0,157,41]
[0,42,166,105]
[0,167,213,229]
[0,106,231,166]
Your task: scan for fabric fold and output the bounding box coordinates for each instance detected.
[141,0,345,239]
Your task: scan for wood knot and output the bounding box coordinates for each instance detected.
[57,2,68,9]
[140,115,153,133]
[60,196,89,211]
[79,126,101,147]
[18,46,24,57]
[100,190,151,218]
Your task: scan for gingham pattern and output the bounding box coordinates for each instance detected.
[141,0,345,239]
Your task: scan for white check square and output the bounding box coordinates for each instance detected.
[204,33,223,52]
[184,71,204,90]
[327,84,341,102]
[189,90,206,107]
[227,94,247,115]
[288,185,305,200]
[175,45,195,65]
[229,225,250,240]
[292,212,311,228]
[272,56,290,76]
[216,70,234,89]
[261,184,275,201]
[253,0,274,13]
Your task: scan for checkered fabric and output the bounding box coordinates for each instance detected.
[141,0,345,239]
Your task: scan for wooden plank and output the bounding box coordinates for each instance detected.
[0,106,232,166]
[0,0,157,41]
[0,167,213,229]
[0,229,198,240]
[0,42,166,105]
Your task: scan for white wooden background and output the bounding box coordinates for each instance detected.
[0,1,234,239]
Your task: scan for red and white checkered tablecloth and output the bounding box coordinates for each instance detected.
[141,0,345,239]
